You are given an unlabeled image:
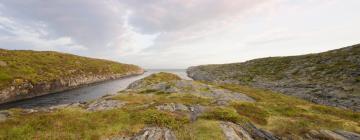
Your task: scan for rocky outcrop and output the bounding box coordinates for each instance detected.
[127,78,255,105]
[0,70,144,105]
[305,130,360,140]
[187,44,360,111]
[86,99,126,111]
[109,127,177,140]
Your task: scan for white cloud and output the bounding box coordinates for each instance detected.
[0,0,359,69]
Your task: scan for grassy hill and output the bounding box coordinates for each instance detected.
[0,49,143,103]
[187,44,360,111]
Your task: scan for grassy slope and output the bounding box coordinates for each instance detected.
[0,73,359,139]
[0,49,142,88]
[191,44,360,85]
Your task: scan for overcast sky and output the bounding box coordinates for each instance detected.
[0,0,359,69]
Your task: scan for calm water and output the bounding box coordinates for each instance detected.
[0,69,189,110]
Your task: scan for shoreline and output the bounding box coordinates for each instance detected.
[0,71,144,106]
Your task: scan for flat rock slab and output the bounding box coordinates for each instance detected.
[306,129,360,140]
[86,100,125,111]
[133,127,176,140]
[0,111,10,122]
[220,121,279,140]
[127,79,255,105]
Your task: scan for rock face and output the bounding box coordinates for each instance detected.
[0,71,144,104]
[187,44,360,111]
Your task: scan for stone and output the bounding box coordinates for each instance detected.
[306,130,360,140]
[220,121,278,140]
[0,111,10,122]
[0,60,7,67]
[334,130,360,140]
[132,127,177,140]
[156,103,190,112]
[220,121,253,140]
[86,100,125,111]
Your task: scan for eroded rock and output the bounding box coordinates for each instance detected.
[156,103,189,112]
[306,129,360,140]
[220,121,279,140]
[86,100,125,111]
[0,60,7,67]
[0,110,10,122]
[127,79,255,105]
[133,127,177,140]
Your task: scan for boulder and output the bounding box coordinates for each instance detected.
[0,60,7,67]
[132,127,176,140]
[220,121,279,140]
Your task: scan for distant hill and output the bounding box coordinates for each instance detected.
[187,44,360,111]
[0,49,144,104]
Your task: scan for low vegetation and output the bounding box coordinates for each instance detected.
[0,72,359,139]
[0,49,142,88]
[219,84,360,137]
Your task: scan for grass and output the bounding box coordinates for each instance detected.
[218,84,360,137]
[111,93,212,106]
[139,72,181,85]
[200,107,247,124]
[0,107,190,140]
[0,49,142,88]
[176,119,225,140]
[189,44,360,93]
[1,72,359,139]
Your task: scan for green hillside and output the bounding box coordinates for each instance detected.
[187,44,360,111]
[0,49,143,89]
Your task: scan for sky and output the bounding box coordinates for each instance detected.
[0,0,359,69]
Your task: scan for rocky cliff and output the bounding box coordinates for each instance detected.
[187,44,360,111]
[0,49,144,104]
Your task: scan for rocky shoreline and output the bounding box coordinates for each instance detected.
[0,69,144,105]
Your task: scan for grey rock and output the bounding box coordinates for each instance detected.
[306,130,360,140]
[156,103,189,112]
[0,60,7,67]
[220,121,278,140]
[132,127,177,140]
[127,79,255,105]
[189,105,206,122]
[0,111,10,122]
[86,100,125,111]
[334,130,360,140]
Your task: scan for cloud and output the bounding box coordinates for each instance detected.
[0,0,359,69]
[0,0,125,51]
[0,14,87,52]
